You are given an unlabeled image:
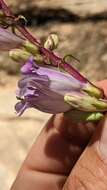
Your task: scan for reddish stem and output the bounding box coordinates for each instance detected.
[0,0,88,83]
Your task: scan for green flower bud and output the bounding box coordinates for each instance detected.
[86,112,104,122]
[82,83,103,98]
[44,34,59,50]
[23,40,40,55]
[65,110,104,123]
[9,49,31,62]
[64,93,107,112]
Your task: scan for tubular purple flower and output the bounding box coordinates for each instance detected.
[0,0,107,123]
[0,27,24,50]
[15,57,99,115]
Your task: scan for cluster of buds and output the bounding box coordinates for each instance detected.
[0,0,107,123]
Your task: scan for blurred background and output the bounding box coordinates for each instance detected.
[0,0,107,189]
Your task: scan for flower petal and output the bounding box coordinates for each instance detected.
[15,101,29,116]
[0,27,24,50]
[15,58,88,114]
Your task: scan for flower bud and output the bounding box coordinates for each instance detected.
[44,34,59,50]
[9,49,31,62]
[9,48,43,64]
[65,110,103,123]
[86,112,103,122]
[82,83,103,98]
[23,40,40,55]
[64,93,107,112]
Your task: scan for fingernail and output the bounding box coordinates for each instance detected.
[98,114,107,160]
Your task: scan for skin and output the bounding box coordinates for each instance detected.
[11,80,107,190]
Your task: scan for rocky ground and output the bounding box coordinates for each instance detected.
[0,77,50,189]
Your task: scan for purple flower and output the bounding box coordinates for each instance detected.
[0,27,24,50]
[0,0,107,122]
[15,58,92,115]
